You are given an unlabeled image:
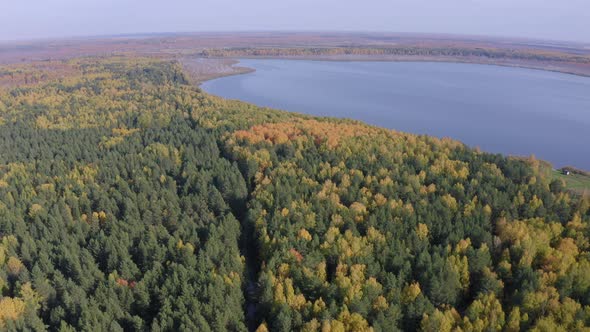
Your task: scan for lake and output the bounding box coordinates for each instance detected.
[201,59,590,169]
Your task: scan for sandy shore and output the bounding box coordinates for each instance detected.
[179,58,254,84]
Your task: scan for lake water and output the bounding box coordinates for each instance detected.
[201,59,590,169]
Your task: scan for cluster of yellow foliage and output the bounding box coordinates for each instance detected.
[233,118,380,149]
[0,298,25,328]
[421,293,505,332]
[0,237,42,327]
[495,217,590,330]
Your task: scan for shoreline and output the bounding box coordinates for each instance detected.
[195,56,590,176]
[179,58,255,85]
[193,55,590,84]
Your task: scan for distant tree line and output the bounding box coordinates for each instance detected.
[200,47,590,64]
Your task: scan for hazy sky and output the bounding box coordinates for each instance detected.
[1,0,589,42]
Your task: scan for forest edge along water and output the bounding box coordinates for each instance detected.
[201,59,590,173]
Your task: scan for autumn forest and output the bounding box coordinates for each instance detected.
[0,57,588,331]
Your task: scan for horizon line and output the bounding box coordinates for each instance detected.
[1,30,588,46]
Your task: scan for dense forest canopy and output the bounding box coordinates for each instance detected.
[0,57,588,331]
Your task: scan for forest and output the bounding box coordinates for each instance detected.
[0,57,588,331]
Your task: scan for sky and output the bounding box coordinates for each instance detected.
[1,0,589,43]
